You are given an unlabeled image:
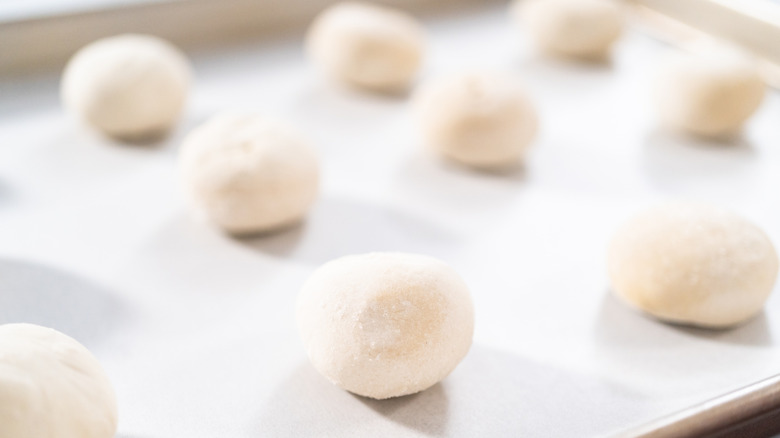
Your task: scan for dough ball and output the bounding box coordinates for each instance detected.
[61,34,191,139]
[297,252,474,399]
[513,0,623,59]
[0,324,117,438]
[179,113,319,235]
[306,2,425,92]
[608,203,779,328]
[414,73,538,168]
[654,46,766,137]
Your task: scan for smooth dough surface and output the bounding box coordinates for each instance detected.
[0,324,117,438]
[513,0,623,59]
[306,2,425,91]
[61,34,191,139]
[414,73,538,168]
[297,253,474,399]
[179,113,319,234]
[608,203,779,328]
[654,46,766,137]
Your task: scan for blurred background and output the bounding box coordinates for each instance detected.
[2,0,780,77]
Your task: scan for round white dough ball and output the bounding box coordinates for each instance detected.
[513,0,623,59]
[654,46,766,137]
[61,34,191,139]
[414,73,538,168]
[297,253,474,399]
[179,113,319,235]
[608,203,779,328]
[306,2,425,91]
[0,324,117,438]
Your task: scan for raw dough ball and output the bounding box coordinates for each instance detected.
[297,253,474,399]
[0,324,117,438]
[513,0,623,59]
[654,46,766,137]
[608,203,779,328]
[306,2,425,91]
[61,34,191,139]
[414,73,538,168]
[179,113,319,235]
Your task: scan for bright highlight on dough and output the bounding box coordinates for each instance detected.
[297,253,474,399]
[654,45,766,137]
[414,73,538,169]
[306,1,425,92]
[61,34,191,140]
[179,113,320,235]
[513,0,623,60]
[608,203,779,328]
[0,324,117,438]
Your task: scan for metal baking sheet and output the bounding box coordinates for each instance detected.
[2,3,780,437]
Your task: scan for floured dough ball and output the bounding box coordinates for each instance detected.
[513,0,623,59]
[179,113,319,235]
[0,324,117,438]
[306,2,425,92]
[654,46,766,137]
[61,34,191,139]
[297,253,474,399]
[608,203,779,328]
[414,73,538,168]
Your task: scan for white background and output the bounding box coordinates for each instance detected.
[2,3,780,437]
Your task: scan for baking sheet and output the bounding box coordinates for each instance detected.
[2,3,780,437]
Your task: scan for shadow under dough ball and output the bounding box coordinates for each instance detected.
[296,252,474,399]
[654,45,766,137]
[512,0,623,60]
[0,324,117,438]
[306,1,425,92]
[608,203,779,328]
[414,72,538,169]
[61,34,191,140]
[178,113,320,235]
